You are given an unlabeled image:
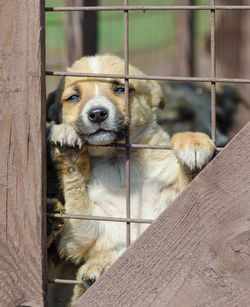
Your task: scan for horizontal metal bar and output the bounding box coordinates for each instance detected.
[47,140,172,150]
[47,213,154,224]
[45,6,250,12]
[119,143,171,150]
[46,71,250,84]
[47,141,223,151]
[48,279,80,285]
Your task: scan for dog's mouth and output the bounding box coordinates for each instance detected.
[89,128,115,137]
[77,127,128,146]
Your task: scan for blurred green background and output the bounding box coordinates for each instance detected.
[45,0,210,69]
[45,0,250,140]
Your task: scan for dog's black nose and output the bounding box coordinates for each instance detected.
[88,107,109,123]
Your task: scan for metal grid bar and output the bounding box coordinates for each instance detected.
[124,0,131,248]
[210,0,216,143]
[87,143,173,150]
[47,213,153,224]
[45,2,246,287]
[45,6,250,12]
[48,279,81,285]
[46,71,250,84]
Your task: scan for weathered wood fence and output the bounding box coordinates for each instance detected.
[75,123,250,306]
[0,1,249,306]
[0,1,46,306]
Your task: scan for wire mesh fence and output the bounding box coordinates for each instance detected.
[45,0,249,287]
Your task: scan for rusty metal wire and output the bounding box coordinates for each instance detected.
[45,6,250,12]
[48,279,81,285]
[47,140,223,151]
[46,71,250,84]
[47,213,153,224]
[210,0,216,143]
[124,0,131,248]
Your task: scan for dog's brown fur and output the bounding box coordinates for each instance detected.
[47,54,215,306]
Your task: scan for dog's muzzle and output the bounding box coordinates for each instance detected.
[75,96,127,145]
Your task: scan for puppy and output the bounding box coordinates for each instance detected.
[47,54,215,305]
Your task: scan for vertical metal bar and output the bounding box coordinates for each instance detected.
[42,1,48,304]
[211,0,216,143]
[124,0,130,248]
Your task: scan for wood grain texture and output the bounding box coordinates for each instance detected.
[176,0,194,76]
[66,0,98,66]
[66,0,84,66]
[0,1,47,306]
[74,122,250,306]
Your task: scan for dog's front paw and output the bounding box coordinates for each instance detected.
[48,123,83,148]
[171,132,215,170]
[76,259,110,289]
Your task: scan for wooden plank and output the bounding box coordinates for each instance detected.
[176,0,194,76]
[74,122,250,306]
[66,0,98,66]
[66,0,84,66]
[0,1,47,306]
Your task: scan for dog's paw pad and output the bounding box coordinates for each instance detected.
[171,132,215,170]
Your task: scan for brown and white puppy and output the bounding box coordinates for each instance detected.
[47,54,215,305]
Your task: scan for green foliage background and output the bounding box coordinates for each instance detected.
[45,0,210,59]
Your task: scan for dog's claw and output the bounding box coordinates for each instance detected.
[48,123,84,150]
[76,139,82,149]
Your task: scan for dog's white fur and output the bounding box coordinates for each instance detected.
[47,54,215,305]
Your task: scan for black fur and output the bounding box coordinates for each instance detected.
[157,83,241,147]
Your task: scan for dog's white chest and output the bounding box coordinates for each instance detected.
[89,157,158,215]
[87,155,177,245]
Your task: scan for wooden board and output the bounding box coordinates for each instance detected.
[66,0,84,66]
[0,1,47,306]
[176,0,194,76]
[66,0,98,66]
[74,122,250,306]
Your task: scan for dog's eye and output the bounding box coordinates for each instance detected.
[113,82,134,94]
[114,87,125,94]
[66,94,80,102]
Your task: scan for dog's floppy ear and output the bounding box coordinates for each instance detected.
[149,80,166,110]
[46,76,66,123]
[46,90,59,123]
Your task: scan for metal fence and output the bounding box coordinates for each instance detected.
[45,0,250,289]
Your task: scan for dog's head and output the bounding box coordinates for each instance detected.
[47,54,164,150]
